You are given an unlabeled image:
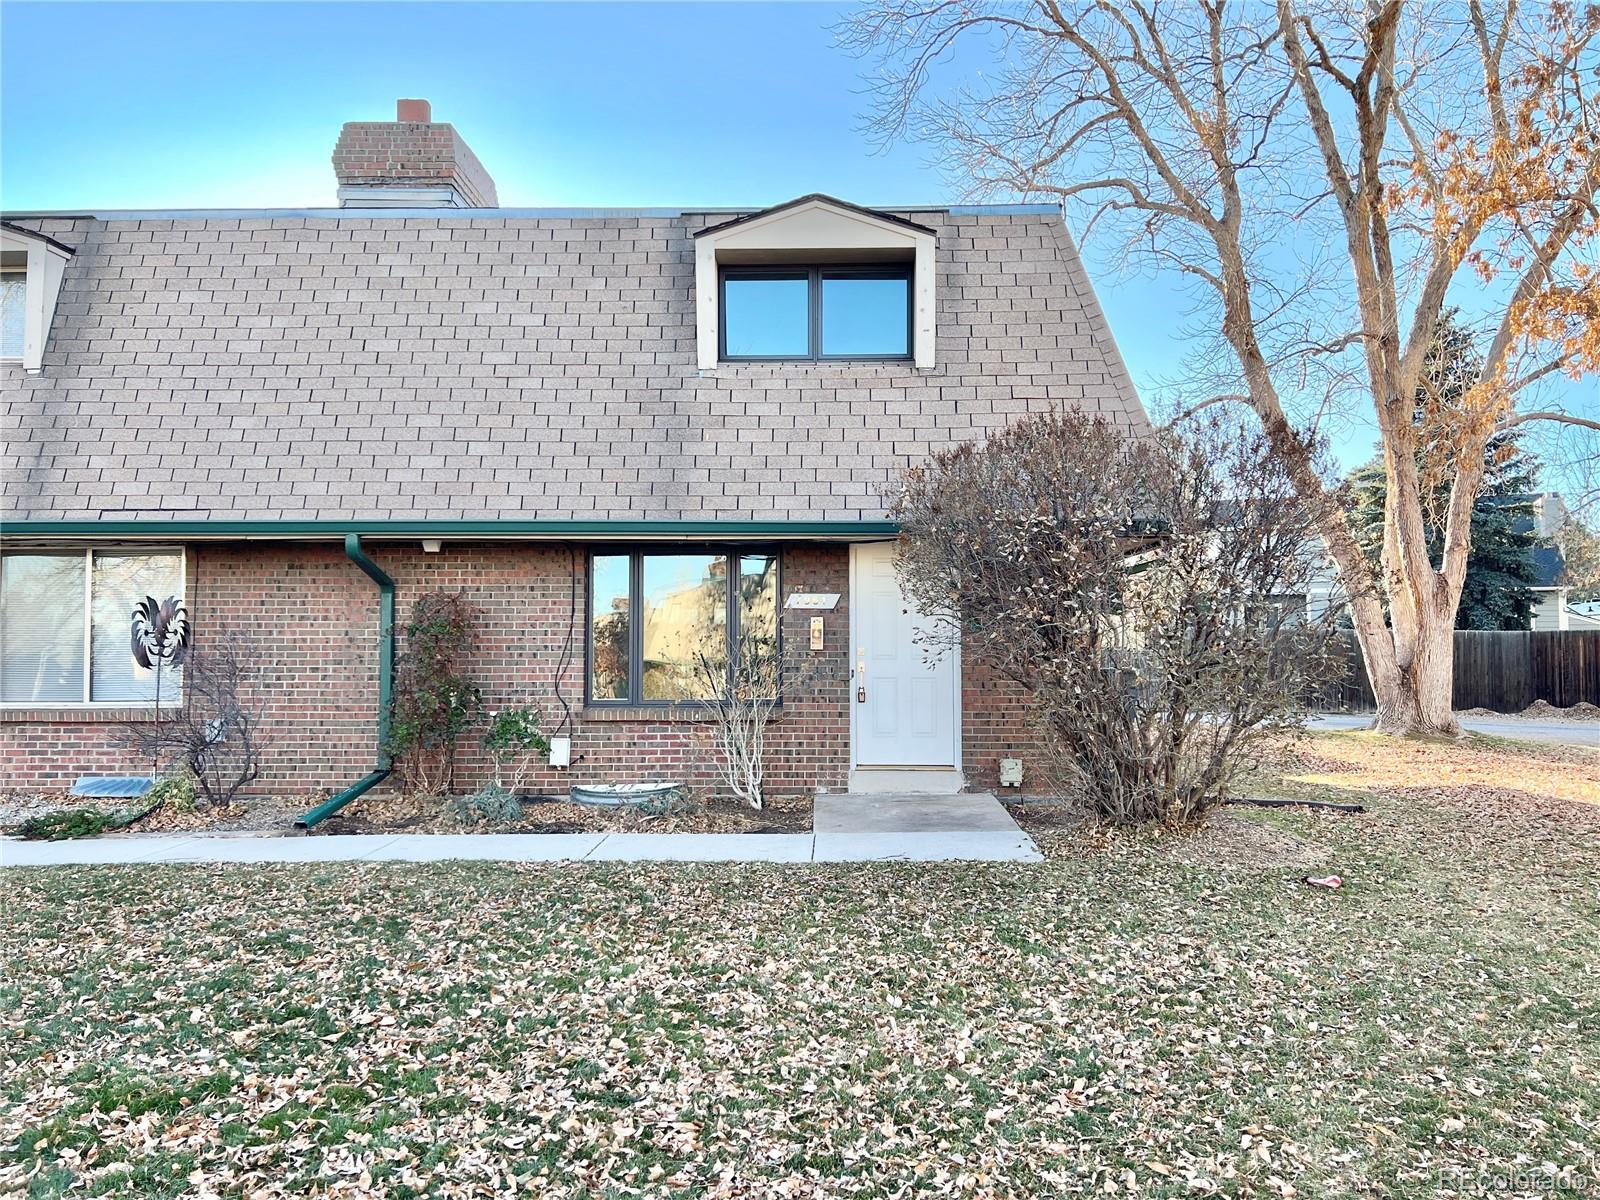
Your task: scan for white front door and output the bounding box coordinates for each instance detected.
[851,541,959,768]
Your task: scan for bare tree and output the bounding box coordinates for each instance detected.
[891,411,1347,825]
[844,0,1599,734]
[113,631,267,807]
[692,629,784,810]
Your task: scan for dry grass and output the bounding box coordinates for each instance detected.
[1277,731,1599,810]
[3,731,1597,1198]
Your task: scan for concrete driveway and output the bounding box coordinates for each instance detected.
[1309,712,1599,749]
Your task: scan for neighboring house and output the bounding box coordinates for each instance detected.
[1517,494,1596,631]
[0,100,1148,800]
[1300,492,1594,632]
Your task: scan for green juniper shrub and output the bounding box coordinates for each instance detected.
[448,783,524,826]
[17,808,120,841]
[14,774,194,841]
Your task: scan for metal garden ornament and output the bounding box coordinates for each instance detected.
[131,594,191,777]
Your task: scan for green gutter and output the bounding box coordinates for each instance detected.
[1,518,900,541]
[295,534,395,830]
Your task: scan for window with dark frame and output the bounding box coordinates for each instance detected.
[587,549,780,706]
[719,265,912,362]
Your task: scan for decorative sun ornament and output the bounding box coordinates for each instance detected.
[131,594,191,672]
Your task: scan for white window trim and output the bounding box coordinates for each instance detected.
[695,197,936,371]
[0,225,73,374]
[0,546,187,708]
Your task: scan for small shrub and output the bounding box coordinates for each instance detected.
[636,785,696,818]
[482,706,551,792]
[15,781,180,841]
[18,808,118,841]
[145,773,198,813]
[448,783,524,826]
[690,632,821,811]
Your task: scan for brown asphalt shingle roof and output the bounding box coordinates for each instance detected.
[1,206,1147,524]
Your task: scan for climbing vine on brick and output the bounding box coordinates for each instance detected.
[387,591,482,797]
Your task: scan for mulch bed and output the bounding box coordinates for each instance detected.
[2,789,812,838]
[313,789,814,836]
[1004,798,1089,834]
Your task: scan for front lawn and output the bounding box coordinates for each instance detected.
[3,733,1597,1198]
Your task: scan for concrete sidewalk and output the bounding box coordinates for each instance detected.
[1,793,1044,868]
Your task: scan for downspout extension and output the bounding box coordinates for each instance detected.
[296,534,395,829]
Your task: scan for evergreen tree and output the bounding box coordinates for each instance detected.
[1345,314,1541,631]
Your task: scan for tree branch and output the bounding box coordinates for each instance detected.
[1498,410,1600,434]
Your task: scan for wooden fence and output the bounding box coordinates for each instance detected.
[1323,630,1600,713]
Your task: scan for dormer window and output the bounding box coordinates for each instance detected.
[0,222,74,374]
[695,195,936,370]
[720,265,913,362]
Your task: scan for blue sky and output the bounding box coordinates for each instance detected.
[2,1,1589,478]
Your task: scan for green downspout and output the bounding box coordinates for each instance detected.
[296,534,395,829]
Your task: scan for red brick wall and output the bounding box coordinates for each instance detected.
[0,540,1037,799]
[375,541,852,798]
[961,658,1043,794]
[0,542,856,799]
[0,544,380,795]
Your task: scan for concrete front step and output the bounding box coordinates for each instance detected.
[845,768,966,794]
[814,791,1026,835]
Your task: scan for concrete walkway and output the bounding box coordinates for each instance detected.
[1310,712,1599,748]
[1,792,1043,868]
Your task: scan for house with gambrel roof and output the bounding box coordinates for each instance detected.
[0,100,1148,805]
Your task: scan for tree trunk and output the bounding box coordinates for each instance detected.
[1367,601,1458,736]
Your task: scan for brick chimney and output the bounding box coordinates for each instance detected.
[332,99,498,208]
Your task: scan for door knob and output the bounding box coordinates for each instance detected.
[857,687,866,703]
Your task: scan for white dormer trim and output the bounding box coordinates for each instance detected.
[694,195,937,371]
[1,223,74,375]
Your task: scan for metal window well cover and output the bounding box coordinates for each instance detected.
[569,781,687,809]
[70,776,154,798]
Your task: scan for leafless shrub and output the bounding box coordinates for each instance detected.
[690,630,780,810]
[890,411,1344,825]
[690,628,821,811]
[112,631,268,807]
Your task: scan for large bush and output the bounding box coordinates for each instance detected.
[890,412,1343,824]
